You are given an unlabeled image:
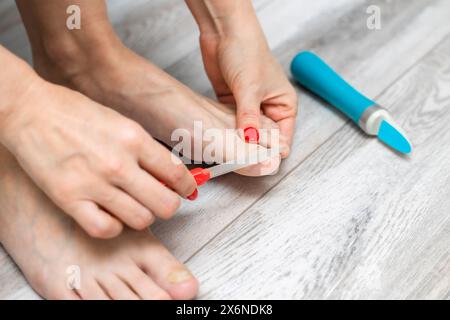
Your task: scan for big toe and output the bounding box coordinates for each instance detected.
[133,234,199,300]
[114,265,172,300]
[235,154,281,177]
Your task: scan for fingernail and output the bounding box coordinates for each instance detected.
[168,270,194,284]
[244,127,259,143]
[187,189,198,201]
[190,168,211,186]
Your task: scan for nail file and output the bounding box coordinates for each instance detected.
[190,149,274,186]
[290,51,412,154]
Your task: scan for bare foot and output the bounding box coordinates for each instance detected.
[35,41,285,175]
[0,146,198,300]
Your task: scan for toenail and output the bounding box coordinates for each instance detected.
[167,270,194,284]
[244,127,259,143]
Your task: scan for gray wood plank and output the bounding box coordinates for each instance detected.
[153,0,450,263]
[1,0,449,299]
[0,0,271,67]
[187,36,450,299]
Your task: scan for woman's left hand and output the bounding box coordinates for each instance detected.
[199,24,298,158]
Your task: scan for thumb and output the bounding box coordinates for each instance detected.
[235,86,262,144]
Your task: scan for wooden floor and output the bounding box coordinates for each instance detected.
[0,0,449,299]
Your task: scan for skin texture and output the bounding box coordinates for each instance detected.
[0,0,294,300]
[0,46,197,239]
[34,44,283,176]
[0,42,279,301]
[0,144,198,300]
[186,0,298,157]
[16,0,285,175]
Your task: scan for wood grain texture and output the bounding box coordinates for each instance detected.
[188,36,450,299]
[0,0,449,299]
[153,0,450,263]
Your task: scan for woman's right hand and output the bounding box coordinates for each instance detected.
[1,79,197,239]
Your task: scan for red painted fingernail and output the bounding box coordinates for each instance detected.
[190,168,211,186]
[187,189,198,201]
[244,127,259,143]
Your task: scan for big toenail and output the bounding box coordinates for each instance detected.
[168,270,193,284]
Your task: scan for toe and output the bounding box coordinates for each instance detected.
[30,268,81,300]
[236,148,281,177]
[133,235,199,300]
[236,155,281,176]
[97,274,140,300]
[119,266,172,300]
[77,280,110,300]
[47,286,81,300]
[225,137,281,177]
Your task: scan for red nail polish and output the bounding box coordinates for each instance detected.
[244,127,259,143]
[190,168,211,186]
[187,189,198,201]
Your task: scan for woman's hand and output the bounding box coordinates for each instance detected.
[1,72,197,239]
[199,31,297,157]
[186,0,298,157]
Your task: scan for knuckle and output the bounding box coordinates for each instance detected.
[96,189,116,204]
[240,110,260,121]
[130,212,154,230]
[88,220,120,239]
[118,121,144,149]
[50,156,89,204]
[233,72,258,91]
[102,158,128,180]
[167,164,189,185]
[159,196,181,220]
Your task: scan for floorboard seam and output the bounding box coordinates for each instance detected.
[183,32,450,264]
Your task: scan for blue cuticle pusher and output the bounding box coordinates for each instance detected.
[290,51,412,154]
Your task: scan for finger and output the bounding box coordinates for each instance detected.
[94,186,155,231]
[138,137,197,198]
[258,119,290,159]
[258,117,280,150]
[263,94,298,158]
[119,166,182,220]
[234,85,262,143]
[68,201,123,239]
[275,117,296,158]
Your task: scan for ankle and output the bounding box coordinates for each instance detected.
[32,27,122,85]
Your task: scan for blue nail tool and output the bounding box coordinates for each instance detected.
[291,51,412,154]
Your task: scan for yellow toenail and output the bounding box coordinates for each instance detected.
[167,270,193,284]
